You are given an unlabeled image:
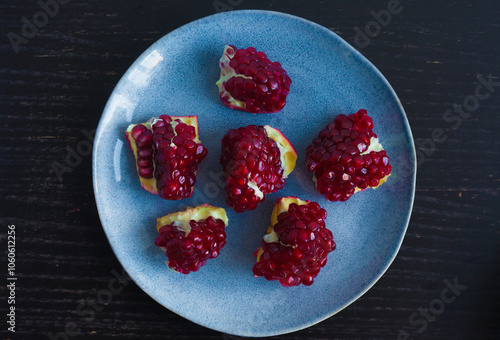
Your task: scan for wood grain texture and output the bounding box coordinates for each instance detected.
[1,0,499,339]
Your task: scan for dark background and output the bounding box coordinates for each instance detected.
[1,0,499,339]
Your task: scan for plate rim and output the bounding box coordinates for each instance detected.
[92,9,417,337]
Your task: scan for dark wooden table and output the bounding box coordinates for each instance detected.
[1,0,499,339]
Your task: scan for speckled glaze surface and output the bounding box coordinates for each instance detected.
[92,10,416,337]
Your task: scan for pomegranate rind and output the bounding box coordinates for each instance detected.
[216,45,247,111]
[125,115,201,196]
[156,204,228,232]
[264,126,297,178]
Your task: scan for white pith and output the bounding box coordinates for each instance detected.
[247,179,264,199]
[262,230,279,243]
[360,137,383,155]
[216,45,251,109]
[172,220,191,235]
[156,204,228,237]
[169,121,179,148]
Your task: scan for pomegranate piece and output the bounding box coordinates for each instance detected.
[154,204,228,274]
[221,125,297,213]
[216,45,292,114]
[253,197,335,287]
[125,115,208,200]
[305,109,392,202]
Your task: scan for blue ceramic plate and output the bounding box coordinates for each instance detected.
[93,10,416,337]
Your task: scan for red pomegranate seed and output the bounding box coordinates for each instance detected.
[131,125,146,140]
